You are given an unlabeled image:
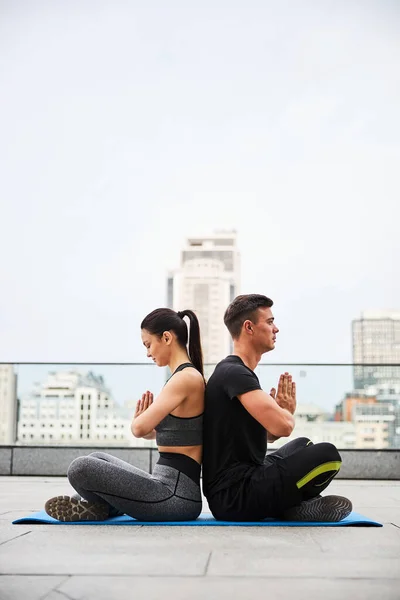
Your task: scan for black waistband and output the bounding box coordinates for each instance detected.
[157,452,201,484]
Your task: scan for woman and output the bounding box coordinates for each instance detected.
[44,308,205,522]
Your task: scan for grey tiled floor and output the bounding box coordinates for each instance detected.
[0,477,399,600]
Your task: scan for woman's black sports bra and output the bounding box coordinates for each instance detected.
[155,363,203,446]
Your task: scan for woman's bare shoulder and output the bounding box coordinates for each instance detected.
[174,367,205,389]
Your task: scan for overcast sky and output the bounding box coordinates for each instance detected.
[1,0,399,373]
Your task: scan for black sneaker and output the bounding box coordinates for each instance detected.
[45,495,109,522]
[282,495,352,522]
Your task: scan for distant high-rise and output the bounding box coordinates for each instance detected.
[352,310,400,391]
[0,364,17,445]
[167,231,240,368]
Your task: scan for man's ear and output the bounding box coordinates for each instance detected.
[244,320,253,334]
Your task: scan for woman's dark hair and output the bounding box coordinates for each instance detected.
[141,308,204,376]
[224,294,274,339]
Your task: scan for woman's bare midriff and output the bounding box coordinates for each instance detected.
[157,444,202,465]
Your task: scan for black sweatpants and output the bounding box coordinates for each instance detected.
[207,438,342,521]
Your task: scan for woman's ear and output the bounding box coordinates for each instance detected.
[163,331,172,344]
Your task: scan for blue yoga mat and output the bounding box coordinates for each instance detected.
[13,510,382,527]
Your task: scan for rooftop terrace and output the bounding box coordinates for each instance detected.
[1,476,399,600]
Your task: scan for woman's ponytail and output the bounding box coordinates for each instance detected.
[178,309,204,377]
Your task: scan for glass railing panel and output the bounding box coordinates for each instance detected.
[256,363,400,450]
[1,362,399,449]
[1,362,167,449]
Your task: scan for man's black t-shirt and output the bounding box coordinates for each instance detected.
[202,355,266,498]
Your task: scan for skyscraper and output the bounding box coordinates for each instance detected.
[352,310,400,391]
[0,364,17,445]
[167,231,240,369]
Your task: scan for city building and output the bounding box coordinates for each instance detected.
[17,370,147,447]
[353,402,396,449]
[270,403,356,449]
[167,230,240,370]
[334,392,377,422]
[352,310,400,391]
[334,390,400,448]
[0,364,17,445]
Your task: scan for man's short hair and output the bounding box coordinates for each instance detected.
[224,294,273,339]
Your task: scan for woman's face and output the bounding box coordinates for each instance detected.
[141,329,171,367]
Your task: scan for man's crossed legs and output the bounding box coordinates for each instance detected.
[264,437,352,521]
[208,438,352,522]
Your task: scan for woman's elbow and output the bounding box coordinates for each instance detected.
[131,422,144,438]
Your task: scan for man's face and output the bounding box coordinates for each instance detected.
[251,307,279,353]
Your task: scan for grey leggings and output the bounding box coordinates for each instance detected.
[67,451,202,521]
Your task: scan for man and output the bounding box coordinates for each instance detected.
[202,294,352,522]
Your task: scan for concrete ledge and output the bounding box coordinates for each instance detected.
[264,449,400,480]
[0,446,399,478]
[337,450,400,479]
[151,448,160,472]
[0,447,12,475]
[7,446,151,476]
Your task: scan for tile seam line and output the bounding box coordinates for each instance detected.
[1,574,400,580]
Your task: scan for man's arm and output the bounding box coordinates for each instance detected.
[238,389,294,437]
[238,373,296,437]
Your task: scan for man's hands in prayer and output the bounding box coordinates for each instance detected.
[270,372,296,415]
[267,373,296,442]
